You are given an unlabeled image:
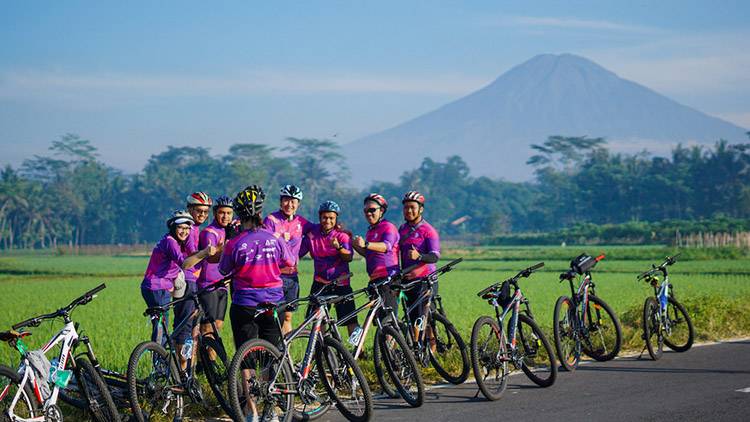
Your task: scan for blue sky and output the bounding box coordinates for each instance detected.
[1,1,748,172]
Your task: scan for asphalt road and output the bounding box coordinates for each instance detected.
[321,339,750,422]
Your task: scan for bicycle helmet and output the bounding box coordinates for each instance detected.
[234,185,266,219]
[402,191,425,206]
[213,195,233,210]
[318,200,341,215]
[166,210,195,229]
[363,193,388,212]
[186,192,212,207]
[280,185,303,200]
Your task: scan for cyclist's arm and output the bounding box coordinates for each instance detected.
[182,246,212,270]
[338,232,353,263]
[419,230,441,263]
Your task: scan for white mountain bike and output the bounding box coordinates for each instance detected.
[0,284,119,421]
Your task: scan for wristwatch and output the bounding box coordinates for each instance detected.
[364,241,370,250]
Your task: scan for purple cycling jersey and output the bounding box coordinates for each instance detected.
[184,225,201,282]
[142,234,188,291]
[197,221,226,289]
[399,219,441,279]
[365,219,400,280]
[299,224,352,286]
[219,227,294,307]
[263,210,311,275]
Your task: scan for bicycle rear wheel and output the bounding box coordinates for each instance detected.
[428,312,469,385]
[316,337,373,422]
[1,364,39,420]
[373,321,410,399]
[553,296,580,372]
[74,356,120,422]
[378,325,424,407]
[582,295,622,362]
[199,334,233,417]
[228,339,294,422]
[513,314,557,387]
[127,341,183,422]
[663,297,694,353]
[470,316,508,401]
[642,297,663,360]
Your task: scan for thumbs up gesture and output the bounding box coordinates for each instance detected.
[408,245,421,261]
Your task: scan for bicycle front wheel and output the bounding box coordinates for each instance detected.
[199,334,233,417]
[642,297,663,360]
[316,337,373,422]
[582,295,622,362]
[378,325,424,407]
[663,297,694,352]
[428,313,470,385]
[228,339,294,422]
[287,329,331,421]
[127,341,182,422]
[74,356,120,422]
[514,314,557,387]
[470,316,508,401]
[1,364,39,420]
[553,296,580,372]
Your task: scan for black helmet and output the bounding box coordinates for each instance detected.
[233,185,266,220]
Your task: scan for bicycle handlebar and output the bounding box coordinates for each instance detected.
[637,253,681,281]
[12,283,106,330]
[477,262,544,297]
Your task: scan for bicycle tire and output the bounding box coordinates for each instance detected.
[199,334,233,417]
[287,329,331,421]
[127,341,182,422]
[74,356,121,422]
[372,327,400,399]
[228,339,294,422]
[582,295,622,362]
[513,314,557,387]
[428,312,470,385]
[663,297,694,352]
[316,337,373,422]
[377,325,424,407]
[1,364,39,420]
[469,316,508,401]
[642,297,663,360]
[553,296,580,372]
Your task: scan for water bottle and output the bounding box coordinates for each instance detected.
[348,327,363,346]
[49,358,72,388]
[181,339,194,359]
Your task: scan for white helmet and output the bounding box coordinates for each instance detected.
[166,210,195,229]
[280,185,303,200]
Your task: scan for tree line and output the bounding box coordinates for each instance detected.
[1,134,749,249]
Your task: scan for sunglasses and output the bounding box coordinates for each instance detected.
[364,207,380,214]
[193,209,210,216]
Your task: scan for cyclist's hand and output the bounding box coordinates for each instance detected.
[408,245,421,261]
[283,232,291,241]
[353,236,365,248]
[331,237,341,250]
[207,245,219,257]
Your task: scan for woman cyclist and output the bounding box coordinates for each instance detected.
[263,184,312,334]
[352,193,401,316]
[197,195,233,338]
[141,210,216,346]
[299,200,359,336]
[398,191,441,344]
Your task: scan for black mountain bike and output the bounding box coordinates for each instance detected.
[127,278,232,422]
[553,254,622,371]
[470,263,557,401]
[638,253,694,360]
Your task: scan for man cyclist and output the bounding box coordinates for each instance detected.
[398,191,441,345]
[263,185,311,334]
[197,195,233,339]
[352,193,400,317]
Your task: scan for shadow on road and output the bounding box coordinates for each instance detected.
[578,365,750,375]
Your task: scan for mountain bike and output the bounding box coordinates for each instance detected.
[0,283,119,421]
[553,253,622,371]
[127,278,232,422]
[375,258,468,398]
[638,253,694,360]
[227,291,373,422]
[469,263,557,401]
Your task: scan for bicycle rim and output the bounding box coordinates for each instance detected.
[553,296,580,371]
[470,316,508,401]
[127,342,182,422]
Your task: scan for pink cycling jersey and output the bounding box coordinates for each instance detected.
[399,219,441,279]
[219,227,294,307]
[299,224,352,286]
[184,224,201,282]
[365,219,400,280]
[142,234,188,291]
[263,210,311,275]
[197,221,226,289]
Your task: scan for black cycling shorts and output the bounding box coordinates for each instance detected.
[229,303,282,349]
[199,289,228,323]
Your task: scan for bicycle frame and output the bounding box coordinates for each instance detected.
[332,291,388,360]
[491,288,526,352]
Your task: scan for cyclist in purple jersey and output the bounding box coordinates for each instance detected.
[353,193,401,315]
[263,184,312,334]
[141,210,216,347]
[219,185,293,353]
[198,195,233,339]
[300,200,360,335]
[398,191,441,343]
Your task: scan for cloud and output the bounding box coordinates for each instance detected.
[482,15,659,34]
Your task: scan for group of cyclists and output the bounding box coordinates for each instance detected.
[140,183,442,402]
